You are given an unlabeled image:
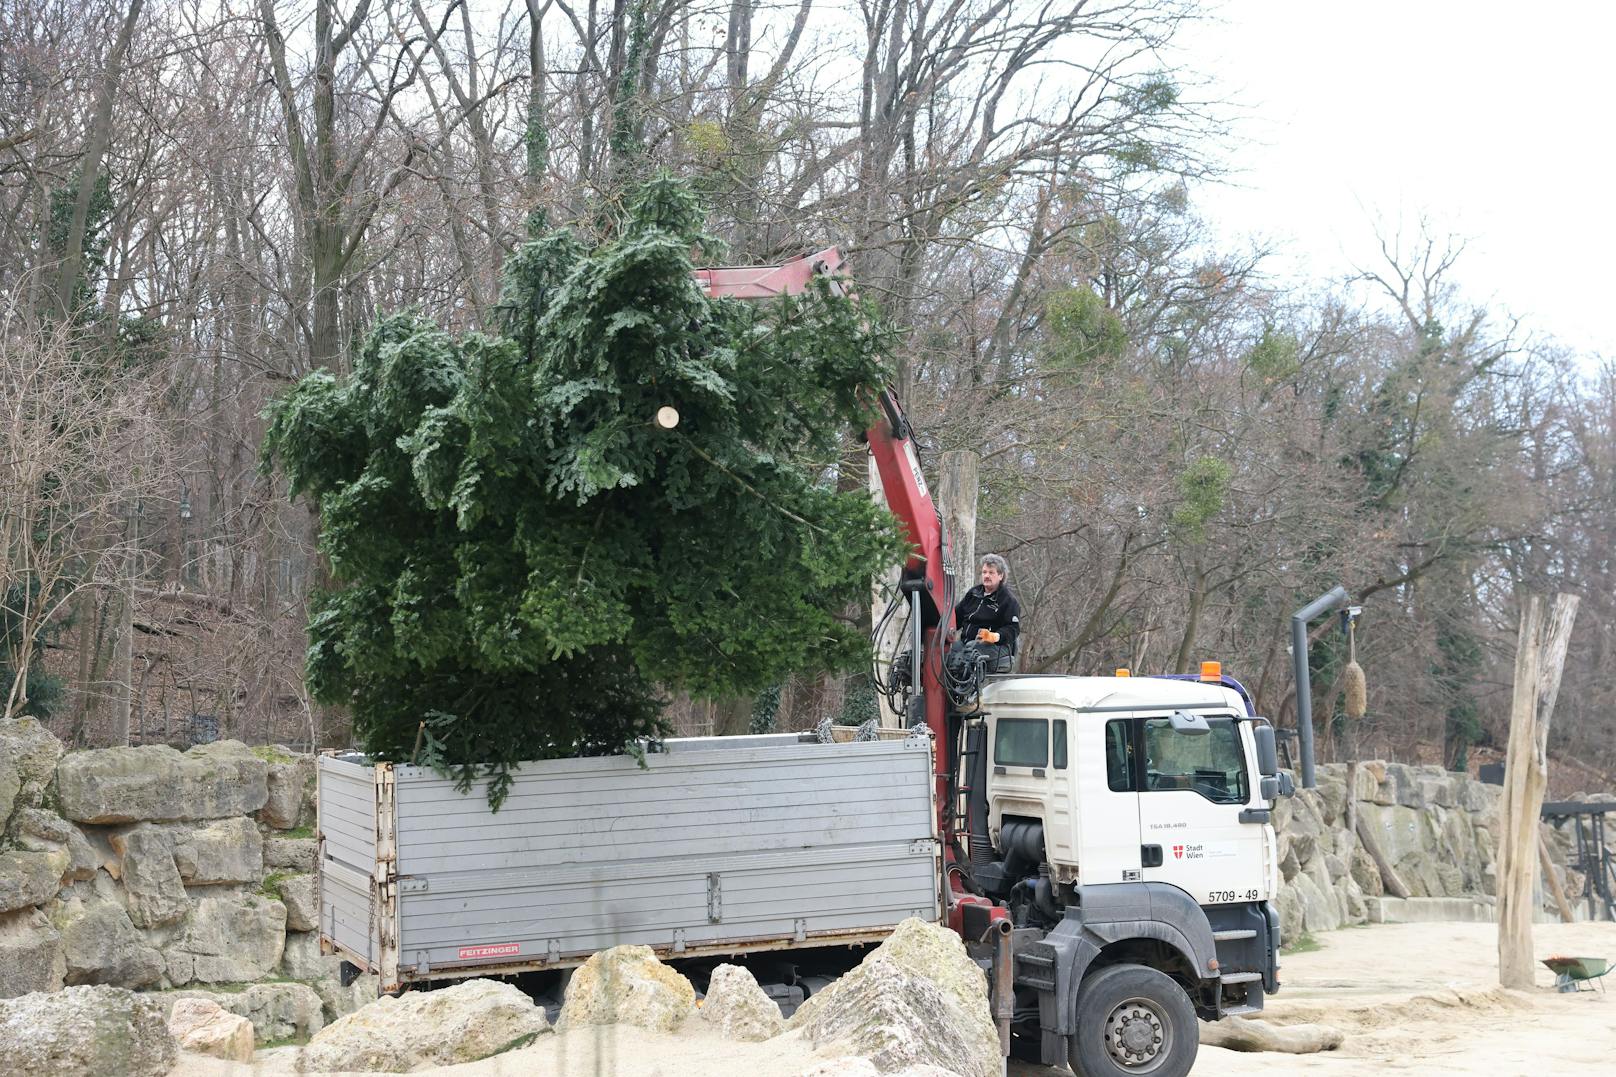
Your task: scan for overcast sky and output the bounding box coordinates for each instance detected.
[1168,0,1614,361]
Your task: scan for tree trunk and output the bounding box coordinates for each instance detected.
[525,0,550,235]
[1173,567,1208,673]
[1497,593,1579,989]
[938,451,980,599]
[53,0,144,321]
[110,514,138,746]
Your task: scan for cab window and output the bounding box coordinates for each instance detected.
[994,718,1048,768]
[1105,720,1135,791]
[1141,715,1248,804]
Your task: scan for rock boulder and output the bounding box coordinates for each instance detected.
[13,808,99,881]
[0,750,17,831]
[168,997,255,1062]
[700,964,785,1041]
[0,985,176,1077]
[57,892,165,988]
[260,753,314,830]
[0,907,65,998]
[557,944,696,1033]
[0,717,64,818]
[315,972,381,1023]
[277,872,318,932]
[165,981,327,1043]
[56,740,268,824]
[791,918,999,1077]
[165,892,287,985]
[280,929,337,980]
[264,835,317,872]
[0,848,67,913]
[172,816,263,885]
[109,825,189,928]
[302,978,550,1072]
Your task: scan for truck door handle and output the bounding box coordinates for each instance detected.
[1238,808,1271,824]
[1141,844,1163,867]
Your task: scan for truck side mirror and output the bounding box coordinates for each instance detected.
[1254,724,1279,776]
[1169,710,1211,736]
[1261,773,1296,800]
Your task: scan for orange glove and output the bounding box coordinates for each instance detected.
[976,629,1000,644]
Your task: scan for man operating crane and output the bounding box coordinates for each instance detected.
[947,553,1021,697]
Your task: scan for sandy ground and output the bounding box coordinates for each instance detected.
[1015,920,1616,1077]
[176,920,1616,1077]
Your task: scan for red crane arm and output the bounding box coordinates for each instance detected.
[698,249,976,913]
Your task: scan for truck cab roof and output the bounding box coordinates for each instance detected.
[980,674,1247,715]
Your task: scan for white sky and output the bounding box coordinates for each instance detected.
[1169,0,1615,361]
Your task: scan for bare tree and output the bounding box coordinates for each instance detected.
[0,291,169,728]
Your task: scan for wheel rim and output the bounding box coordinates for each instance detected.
[1102,995,1171,1071]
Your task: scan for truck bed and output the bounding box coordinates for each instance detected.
[317,731,942,989]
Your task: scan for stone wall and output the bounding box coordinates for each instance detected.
[0,717,365,1037]
[1272,760,1605,939]
[5,716,1607,1023]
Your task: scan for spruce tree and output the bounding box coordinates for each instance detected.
[264,175,902,804]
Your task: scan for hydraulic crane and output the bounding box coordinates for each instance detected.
[695,248,995,927]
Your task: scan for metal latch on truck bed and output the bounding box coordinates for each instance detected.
[707,873,722,922]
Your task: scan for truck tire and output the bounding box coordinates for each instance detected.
[1070,963,1198,1077]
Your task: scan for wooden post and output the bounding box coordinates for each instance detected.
[1537,835,1576,925]
[1497,593,1579,989]
[1354,814,1412,899]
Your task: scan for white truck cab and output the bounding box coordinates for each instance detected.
[981,675,1278,906]
[959,671,1292,1076]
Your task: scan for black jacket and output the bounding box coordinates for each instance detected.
[955,583,1020,652]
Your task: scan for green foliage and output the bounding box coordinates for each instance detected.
[259,871,292,902]
[1435,620,1485,770]
[1124,74,1180,115]
[688,120,731,162]
[117,314,169,371]
[1171,456,1232,542]
[1245,325,1301,383]
[838,674,880,727]
[46,172,114,320]
[609,0,652,175]
[264,174,904,806]
[1044,287,1128,367]
[748,682,782,734]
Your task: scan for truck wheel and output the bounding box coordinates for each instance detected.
[1070,963,1198,1077]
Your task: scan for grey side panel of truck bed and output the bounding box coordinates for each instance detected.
[318,735,941,982]
[317,754,378,965]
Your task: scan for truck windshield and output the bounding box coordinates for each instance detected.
[1141,715,1248,804]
